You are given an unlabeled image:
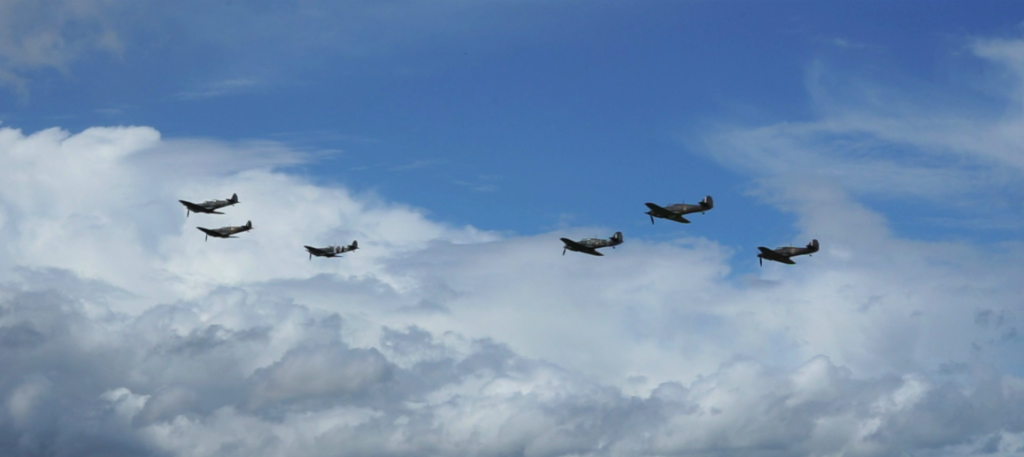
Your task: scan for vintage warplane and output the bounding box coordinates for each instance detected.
[560,232,624,256]
[197,221,253,241]
[304,241,359,260]
[757,239,819,266]
[179,193,240,217]
[645,196,714,224]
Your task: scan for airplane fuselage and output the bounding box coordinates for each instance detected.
[645,196,713,224]
[180,194,240,217]
[757,240,819,265]
[305,242,359,259]
[662,203,708,215]
[769,247,800,257]
[197,221,253,241]
[561,232,623,256]
[200,200,233,211]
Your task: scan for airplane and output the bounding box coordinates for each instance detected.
[197,221,253,241]
[757,239,819,266]
[560,232,623,256]
[179,193,240,217]
[645,196,714,224]
[304,241,359,260]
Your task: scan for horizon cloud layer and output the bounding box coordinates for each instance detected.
[0,121,1022,456]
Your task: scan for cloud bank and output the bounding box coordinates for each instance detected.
[2,36,1024,457]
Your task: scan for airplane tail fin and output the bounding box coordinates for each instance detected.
[808,239,819,251]
[701,195,714,209]
[351,240,358,250]
[611,231,623,244]
[245,220,252,229]
[230,193,239,203]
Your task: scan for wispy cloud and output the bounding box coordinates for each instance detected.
[0,0,124,97]
[172,78,261,101]
[389,158,447,171]
[94,107,122,115]
[454,174,500,192]
[830,37,866,49]
[700,37,1024,210]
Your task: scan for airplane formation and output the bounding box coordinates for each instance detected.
[179,194,358,259]
[560,194,819,266]
[181,193,818,265]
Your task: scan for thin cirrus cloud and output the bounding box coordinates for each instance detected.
[0,0,123,96]
[699,37,1024,205]
[171,79,263,101]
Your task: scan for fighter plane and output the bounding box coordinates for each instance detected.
[304,241,359,260]
[560,232,623,256]
[757,239,819,266]
[179,193,240,217]
[645,196,714,224]
[196,221,253,241]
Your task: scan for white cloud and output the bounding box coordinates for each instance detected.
[0,0,123,96]
[172,79,262,101]
[2,40,1024,456]
[700,38,1024,206]
[0,121,1021,456]
[3,275,1024,457]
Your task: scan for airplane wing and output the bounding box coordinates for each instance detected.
[560,238,604,256]
[179,200,211,213]
[644,203,690,224]
[304,246,333,256]
[757,247,795,264]
[197,227,227,238]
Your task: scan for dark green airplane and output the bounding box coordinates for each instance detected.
[560,232,623,256]
[179,193,239,217]
[197,221,253,241]
[758,239,819,266]
[645,196,713,224]
[304,241,359,260]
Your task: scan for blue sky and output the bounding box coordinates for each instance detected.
[3,2,1024,456]
[4,1,1021,252]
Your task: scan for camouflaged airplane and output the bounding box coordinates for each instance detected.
[304,241,359,260]
[197,221,253,241]
[560,232,624,256]
[179,193,240,217]
[757,239,819,266]
[645,196,714,224]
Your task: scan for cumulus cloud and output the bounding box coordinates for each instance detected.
[0,121,1021,456]
[2,276,1024,457]
[3,40,1024,457]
